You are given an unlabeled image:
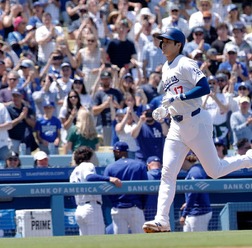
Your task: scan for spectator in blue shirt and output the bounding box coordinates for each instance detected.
[179,152,212,232]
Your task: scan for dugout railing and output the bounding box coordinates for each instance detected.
[1,179,252,236]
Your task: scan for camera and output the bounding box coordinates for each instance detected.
[53,55,63,60]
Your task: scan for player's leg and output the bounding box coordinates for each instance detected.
[128,207,145,234]
[188,212,212,232]
[183,216,192,232]
[143,138,189,232]
[75,206,88,236]
[111,208,128,234]
[86,205,105,235]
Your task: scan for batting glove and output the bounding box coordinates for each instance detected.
[162,94,186,108]
[152,106,168,121]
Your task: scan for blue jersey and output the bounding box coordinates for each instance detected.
[135,122,165,162]
[104,158,148,209]
[181,164,212,217]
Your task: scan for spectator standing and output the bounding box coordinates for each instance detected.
[5,151,21,169]
[28,1,45,29]
[179,152,212,232]
[35,12,64,67]
[144,156,162,221]
[131,104,168,162]
[35,101,61,155]
[230,96,252,147]
[0,102,12,161]
[75,33,106,94]
[0,70,20,105]
[70,145,122,235]
[225,4,240,32]
[33,150,50,168]
[103,141,148,234]
[7,88,36,154]
[66,107,99,153]
[92,70,123,146]
[201,11,218,45]
[44,0,60,25]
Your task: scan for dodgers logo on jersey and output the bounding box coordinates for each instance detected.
[163,75,179,92]
[193,68,203,76]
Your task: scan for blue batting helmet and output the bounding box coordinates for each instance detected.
[157,27,186,50]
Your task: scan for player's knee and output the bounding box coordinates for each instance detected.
[207,171,219,179]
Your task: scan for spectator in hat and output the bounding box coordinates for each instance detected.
[33,150,49,168]
[28,1,45,29]
[92,70,123,146]
[188,0,222,29]
[0,102,12,162]
[0,70,20,105]
[224,22,252,67]
[205,48,219,75]
[7,16,34,58]
[161,3,190,38]
[104,141,148,234]
[213,137,227,160]
[183,26,211,58]
[7,87,36,154]
[75,32,106,94]
[201,11,217,44]
[230,96,252,147]
[35,100,61,155]
[144,155,162,221]
[240,3,252,31]
[225,4,241,32]
[117,72,136,96]
[5,150,21,168]
[131,104,168,162]
[218,44,249,88]
[111,108,125,146]
[142,28,166,80]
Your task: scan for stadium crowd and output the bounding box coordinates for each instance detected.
[0,0,252,163]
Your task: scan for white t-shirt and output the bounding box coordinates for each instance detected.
[0,103,12,148]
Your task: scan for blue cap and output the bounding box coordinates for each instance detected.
[11,88,24,96]
[116,108,126,115]
[123,73,133,80]
[142,104,153,112]
[113,141,129,151]
[43,101,55,108]
[147,156,161,164]
[227,4,238,12]
[213,137,224,146]
[33,1,44,7]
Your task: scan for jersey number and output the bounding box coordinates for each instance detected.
[174,86,183,94]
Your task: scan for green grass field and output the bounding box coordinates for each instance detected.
[1,231,252,248]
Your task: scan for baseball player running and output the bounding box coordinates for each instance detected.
[142,27,252,233]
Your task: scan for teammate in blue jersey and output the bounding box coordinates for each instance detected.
[104,141,148,234]
[179,152,212,232]
[142,27,252,233]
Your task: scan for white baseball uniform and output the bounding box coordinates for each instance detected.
[154,54,252,226]
[70,162,105,235]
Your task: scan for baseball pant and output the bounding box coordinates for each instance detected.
[111,206,145,234]
[75,203,105,235]
[156,109,251,225]
[183,211,213,232]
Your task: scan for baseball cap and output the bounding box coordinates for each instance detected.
[113,141,129,152]
[147,156,161,164]
[116,108,126,116]
[216,73,228,81]
[207,48,218,56]
[191,49,203,59]
[61,62,71,68]
[193,26,204,33]
[208,75,216,82]
[227,4,238,12]
[213,137,224,146]
[123,73,133,80]
[13,16,25,30]
[151,28,162,36]
[100,71,112,79]
[11,88,24,96]
[33,1,44,7]
[238,82,249,90]
[232,22,245,32]
[239,96,250,104]
[226,44,239,53]
[6,150,19,160]
[34,151,48,161]
[73,78,83,84]
[42,101,55,108]
[142,104,153,112]
[20,59,34,68]
[169,3,179,11]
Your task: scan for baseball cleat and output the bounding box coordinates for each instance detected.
[142,220,171,233]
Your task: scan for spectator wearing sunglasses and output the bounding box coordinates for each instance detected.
[5,151,21,169]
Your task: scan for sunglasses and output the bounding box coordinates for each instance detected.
[8,78,17,80]
[217,79,225,82]
[73,81,83,85]
[239,87,247,91]
[203,17,211,20]
[228,51,236,55]
[171,9,178,12]
[8,157,18,161]
[195,32,203,36]
[69,95,78,99]
[87,39,95,43]
[209,82,216,85]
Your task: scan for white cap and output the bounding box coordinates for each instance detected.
[226,44,239,53]
[34,151,48,161]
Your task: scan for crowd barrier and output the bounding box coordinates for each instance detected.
[1,178,252,236]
